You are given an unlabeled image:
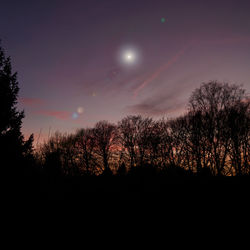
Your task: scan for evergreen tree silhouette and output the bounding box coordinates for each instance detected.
[0,43,33,177]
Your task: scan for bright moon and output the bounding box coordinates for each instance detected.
[125,52,134,62]
[118,47,140,66]
[117,46,141,67]
[123,51,135,64]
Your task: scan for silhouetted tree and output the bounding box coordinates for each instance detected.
[227,99,250,175]
[0,44,33,176]
[153,119,172,168]
[188,81,248,176]
[146,120,163,166]
[93,121,118,174]
[168,116,189,168]
[60,134,79,176]
[136,117,153,166]
[75,128,97,175]
[119,116,138,170]
[118,115,153,169]
[40,132,64,177]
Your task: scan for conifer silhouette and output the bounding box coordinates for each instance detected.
[0,43,33,175]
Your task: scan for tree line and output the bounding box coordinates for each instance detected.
[37,81,249,177]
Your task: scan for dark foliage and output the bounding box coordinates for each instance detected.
[0,44,36,199]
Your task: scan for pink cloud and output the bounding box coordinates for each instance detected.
[35,110,71,120]
[20,97,45,106]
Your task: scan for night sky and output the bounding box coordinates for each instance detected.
[1,0,250,144]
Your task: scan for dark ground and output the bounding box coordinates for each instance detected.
[24,174,249,204]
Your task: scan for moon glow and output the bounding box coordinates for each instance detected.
[118,46,140,67]
[124,51,135,63]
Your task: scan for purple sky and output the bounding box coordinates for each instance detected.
[1,0,250,144]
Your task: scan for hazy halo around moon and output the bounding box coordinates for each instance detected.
[117,45,141,68]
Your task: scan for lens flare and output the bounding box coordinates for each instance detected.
[77,107,84,114]
[72,112,78,119]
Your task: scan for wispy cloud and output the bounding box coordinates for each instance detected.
[20,97,45,106]
[126,91,187,117]
[131,35,250,99]
[127,35,250,116]
[127,102,186,117]
[126,73,203,117]
[35,110,71,120]
[133,44,191,98]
